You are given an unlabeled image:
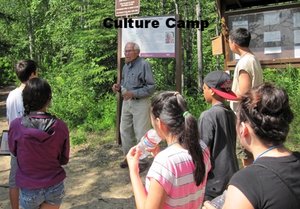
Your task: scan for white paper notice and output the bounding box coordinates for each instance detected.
[264,31,281,42]
[294,12,300,28]
[264,47,282,54]
[122,16,176,58]
[232,21,248,30]
[295,46,300,58]
[264,12,280,26]
[294,30,300,44]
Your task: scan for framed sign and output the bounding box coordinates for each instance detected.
[225,3,300,69]
[115,0,140,17]
[121,15,176,58]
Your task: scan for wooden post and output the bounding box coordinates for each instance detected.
[116,26,123,145]
[197,3,204,91]
[175,14,183,93]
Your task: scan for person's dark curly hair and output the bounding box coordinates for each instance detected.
[237,83,294,145]
[23,78,52,115]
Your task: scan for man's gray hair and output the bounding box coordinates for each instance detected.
[126,42,140,53]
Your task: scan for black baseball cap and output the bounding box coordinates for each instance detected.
[204,71,238,101]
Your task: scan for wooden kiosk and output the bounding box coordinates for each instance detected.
[215,0,300,70]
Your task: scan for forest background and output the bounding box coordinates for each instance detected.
[0,0,299,150]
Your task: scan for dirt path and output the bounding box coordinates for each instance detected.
[0,86,147,209]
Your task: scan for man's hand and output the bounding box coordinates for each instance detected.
[122,91,134,100]
[112,84,120,93]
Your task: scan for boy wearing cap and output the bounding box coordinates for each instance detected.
[198,70,239,201]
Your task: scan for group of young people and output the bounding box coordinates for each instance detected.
[6,60,70,209]
[114,28,300,209]
[5,27,300,209]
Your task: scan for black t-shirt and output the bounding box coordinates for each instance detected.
[230,152,300,209]
[198,103,239,199]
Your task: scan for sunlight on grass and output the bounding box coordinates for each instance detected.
[70,128,118,147]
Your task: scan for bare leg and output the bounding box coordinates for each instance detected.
[40,202,60,209]
[9,187,19,209]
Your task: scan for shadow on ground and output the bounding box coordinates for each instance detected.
[61,143,142,209]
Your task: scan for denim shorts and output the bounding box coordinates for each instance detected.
[20,181,65,209]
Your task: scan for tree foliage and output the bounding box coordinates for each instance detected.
[0,0,299,146]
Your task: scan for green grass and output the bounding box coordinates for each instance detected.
[70,128,118,147]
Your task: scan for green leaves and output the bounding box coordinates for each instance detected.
[263,67,300,149]
[0,0,298,148]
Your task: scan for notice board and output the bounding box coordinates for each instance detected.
[225,3,300,68]
[121,16,176,58]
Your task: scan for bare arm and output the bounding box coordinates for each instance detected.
[145,178,166,209]
[202,185,254,209]
[129,167,147,209]
[222,185,254,209]
[127,146,167,209]
[237,70,252,98]
[130,174,166,209]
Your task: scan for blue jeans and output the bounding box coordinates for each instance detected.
[20,181,65,209]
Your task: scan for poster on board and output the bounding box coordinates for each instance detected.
[121,16,176,58]
[227,5,300,62]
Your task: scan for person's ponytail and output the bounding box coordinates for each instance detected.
[182,112,205,186]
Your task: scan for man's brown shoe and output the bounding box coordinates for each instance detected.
[120,159,128,168]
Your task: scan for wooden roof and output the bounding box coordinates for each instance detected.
[216,0,295,13]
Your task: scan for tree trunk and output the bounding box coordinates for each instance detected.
[27,8,35,59]
[197,3,203,92]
